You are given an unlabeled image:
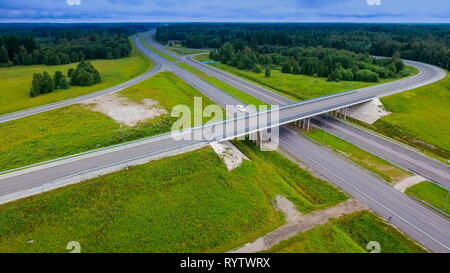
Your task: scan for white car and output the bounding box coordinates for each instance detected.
[235,105,246,112]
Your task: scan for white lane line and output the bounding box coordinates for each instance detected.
[280,137,450,251]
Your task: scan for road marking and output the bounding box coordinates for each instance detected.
[280,137,450,251]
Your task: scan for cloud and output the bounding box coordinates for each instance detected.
[0,0,448,22]
[366,0,381,6]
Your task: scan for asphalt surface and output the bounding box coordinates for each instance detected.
[314,116,450,187]
[0,37,163,124]
[0,32,448,252]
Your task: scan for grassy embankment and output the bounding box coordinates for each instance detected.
[265,210,426,253]
[0,72,218,172]
[194,54,418,101]
[0,141,348,253]
[353,72,450,162]
[305,129,411,183]
[0,36,153,115]
[405,181,450,215]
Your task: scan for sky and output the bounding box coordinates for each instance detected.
[0,0,449,23]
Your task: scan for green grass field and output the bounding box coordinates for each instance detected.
[266,210,426,253]
[0,140,347,253]
[0,37,153,115]
[305,128,411,183]
[194,54,418,101]
[363,72,450,161]
[0,72,218,172]
[177,63,268,107]
[405,181,450,215]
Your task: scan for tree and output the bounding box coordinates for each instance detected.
[30,73,43,97]
[41,72,54,93]
[281,63,291,73]
[69,60,101,86]
[0,46,9,63]
[59,76,70,89]
[292,63,301,74]
[265,67,271,78]
[53,71,64,89]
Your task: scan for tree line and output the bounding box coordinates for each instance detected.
[30,61,101,97]
[156,23,450,70]
[209,42,406,82]
[0,24,150,67]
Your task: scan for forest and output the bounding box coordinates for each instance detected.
[0,23,155,67]
[155,23,450,71]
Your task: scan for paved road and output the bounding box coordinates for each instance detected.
[0,32,448,252]
[313,117,450,187]
[0,36,163,124]
[280,127,450,253]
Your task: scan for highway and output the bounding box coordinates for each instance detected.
[313,117,450,187]
[0,32,448,252]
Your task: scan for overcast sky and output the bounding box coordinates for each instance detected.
[0,0,448,23]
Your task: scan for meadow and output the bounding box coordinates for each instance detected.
[0,37,153,115]
[305,128,412,183]
[0,72,216,172]
[194,54,418,101]
[0,141,347,253]
[266,210,426,253]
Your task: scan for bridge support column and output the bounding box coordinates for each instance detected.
[256,131,262,147]
[306,118,310,131]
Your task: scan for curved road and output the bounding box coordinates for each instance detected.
[0,32,448,252]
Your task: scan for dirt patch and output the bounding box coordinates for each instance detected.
[229,199,367,253]
[394,175,426,192]
[210,141,249,171]
[82,93,167,126]
[347,98,391,124]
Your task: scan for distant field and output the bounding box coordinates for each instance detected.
[0,72,216,171]
[406,181,450,215]
[0,141,347,253]
[266,210,426,253]
[305,128,411,183]
[194,54,418,101]
[177,63,268,107]
[365,73,450,161]
[0,37,153,115]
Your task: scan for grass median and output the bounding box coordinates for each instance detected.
[0,141,348,253]
[405,181,450,215]
[305,128,411,183]
[0,36,153,115]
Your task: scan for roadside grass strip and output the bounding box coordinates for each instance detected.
[140,36,178,62]
[305,128,412,183]
[405,181,450,216]
[177,62,268,107]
